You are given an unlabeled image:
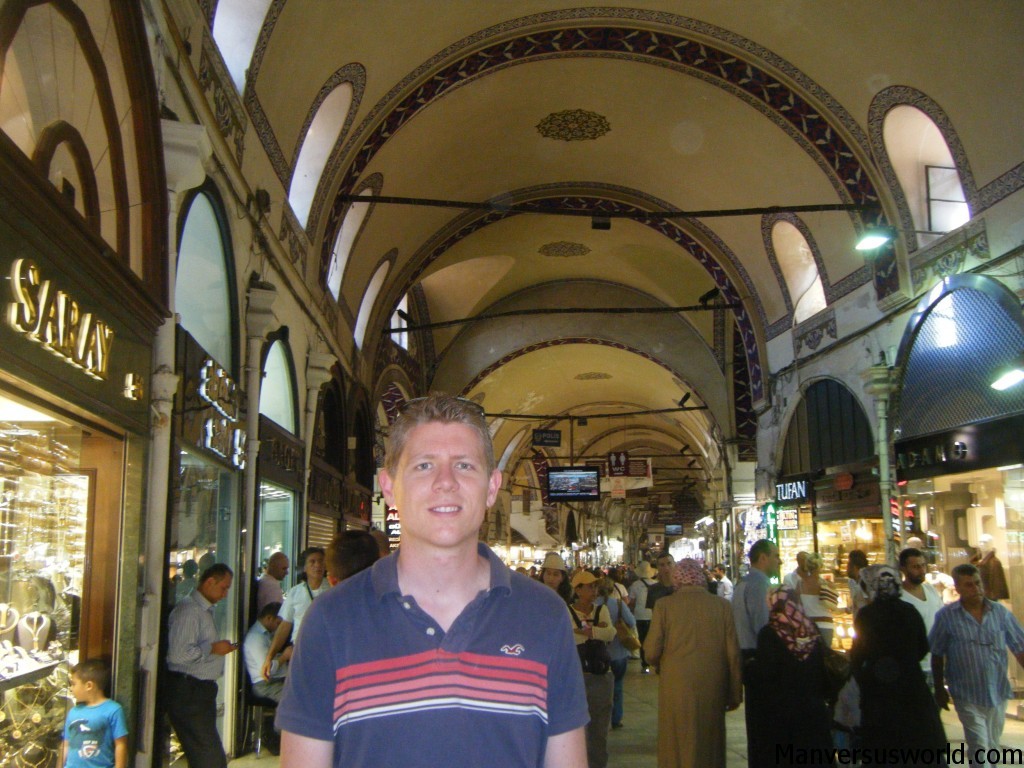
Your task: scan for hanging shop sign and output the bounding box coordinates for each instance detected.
[895,414,1024,481]
[775,477,810,505]
[385,508,401,547]
[177,329,245,470]
[813,466,880,521]
[532,429,561,447]
[308,460,343,518]
[608,451,628,477]
[258,415,304,489]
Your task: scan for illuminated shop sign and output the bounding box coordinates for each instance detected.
[198,359,245,469]
[7,258,114,380]
[895,416,1024,482]
[775,479,808,504]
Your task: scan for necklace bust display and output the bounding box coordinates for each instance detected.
[15,613,51,653]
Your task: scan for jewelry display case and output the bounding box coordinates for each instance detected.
[0,415,91,768]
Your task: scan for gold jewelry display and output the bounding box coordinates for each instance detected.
[0,603,19,636]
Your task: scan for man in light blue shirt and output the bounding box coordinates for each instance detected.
[244,601,290,702]
[731,539,780,768]
[165,563,238,768]
[931,563,1024,768]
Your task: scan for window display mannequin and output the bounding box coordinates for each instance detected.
[971,535,1009,600]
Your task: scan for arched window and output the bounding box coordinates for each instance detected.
[289,83,354,227]
[391,294,409,350]
[260,338,297,432]
[771,221,826,324]
[176,187,236,372]
[326,190,374,300]
[212,0,273,92]
[354,260,390,350]
[883,106,970,248]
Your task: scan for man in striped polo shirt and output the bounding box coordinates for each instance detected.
[931,563,1024,768]
[277,394,589,767]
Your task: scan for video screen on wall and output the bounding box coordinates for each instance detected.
[547,466,601,502]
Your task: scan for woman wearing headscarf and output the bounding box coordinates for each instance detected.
[851,564,946,767]
[755,589,833,767]
[643,559,742,768]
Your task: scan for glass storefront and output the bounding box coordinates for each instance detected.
[0,391,124,767]
[257,481,295,582]
[777,505,814,583]
[815,516,885,650]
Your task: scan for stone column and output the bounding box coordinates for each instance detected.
[862,361,899,565]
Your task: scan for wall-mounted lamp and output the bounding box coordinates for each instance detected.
[855,225,897,251]
[991,353,1024,391]
[855,225,946,251]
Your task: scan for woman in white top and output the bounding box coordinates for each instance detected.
[261,547,328,680]
[796,552,839,649]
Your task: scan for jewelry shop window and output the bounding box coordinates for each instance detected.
[0,390,124,767]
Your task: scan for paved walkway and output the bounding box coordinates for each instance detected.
[230,657,1024,766]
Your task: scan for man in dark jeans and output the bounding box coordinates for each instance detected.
[165,563,238,768]
[627,561,658,672]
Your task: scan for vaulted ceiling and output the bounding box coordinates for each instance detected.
[231,2,1022,513]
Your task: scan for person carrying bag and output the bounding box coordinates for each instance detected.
[570,570,616,768]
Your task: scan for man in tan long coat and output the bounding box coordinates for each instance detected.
[643,558,743,768]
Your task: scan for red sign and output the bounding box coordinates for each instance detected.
[834,473,854,491]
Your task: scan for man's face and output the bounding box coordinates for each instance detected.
[954,573,985,607]
[304,551,325,582]
[199,574,232,604]
[656,556,675,584]
[379,422,501,554]
[267,554,289,580]
[902,555,927,586]
[575,581,597,603]
[756,545,781,577]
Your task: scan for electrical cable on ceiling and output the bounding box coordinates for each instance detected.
[388,302,739,333]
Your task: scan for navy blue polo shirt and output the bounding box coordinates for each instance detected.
[277,543,588,768]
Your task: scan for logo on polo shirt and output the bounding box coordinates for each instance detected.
[500,643,525,656]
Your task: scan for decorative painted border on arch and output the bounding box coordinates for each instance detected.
[867,85,979,256]
[398,188,766,402]
[302,63,367,225]
[320,12,881,255]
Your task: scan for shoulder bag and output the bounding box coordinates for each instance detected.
[570,605,611,675]
[611,600,642,652]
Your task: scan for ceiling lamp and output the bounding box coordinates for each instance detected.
[991,353,1024,391]
[855,225,897,251]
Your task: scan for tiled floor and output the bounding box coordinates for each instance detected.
[229,658,1024,766]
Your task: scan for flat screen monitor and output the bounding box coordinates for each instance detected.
[547,466,601,502]
[664,524,683,536]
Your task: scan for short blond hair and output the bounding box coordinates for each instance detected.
[386,393,493,475]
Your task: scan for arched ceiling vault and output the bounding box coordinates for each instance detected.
[234,3,1024,508]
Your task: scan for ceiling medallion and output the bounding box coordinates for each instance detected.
[575,372,611,380]
[538,241,591,258]
[536,109,611,141]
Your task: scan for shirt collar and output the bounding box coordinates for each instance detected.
[372,541,511,600]
[191,588,215,611]
[747,568,769,584]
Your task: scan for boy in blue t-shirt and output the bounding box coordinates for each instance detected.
[61,658,129,768]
